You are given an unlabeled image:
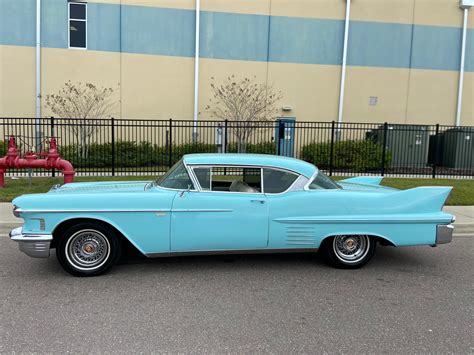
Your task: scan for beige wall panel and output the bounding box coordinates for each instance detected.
[266,62,341,122]
[405,69,458,125]
[413,0,472,28]
[270,0,345,20]
[461,72,473,126]
[120,53,194,119]
[343,67,409,124]
[197,58,269,120]
[351,0,415,25]
[0,45,36,117]
[41,48,121,118]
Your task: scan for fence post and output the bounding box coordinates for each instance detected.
[381,122,388,176]
[111,117,115,176]
[432,124,440,179]
[168,118,173,168]
[223,120,228,153]
[329,121,336,176]
[50,117,55,178]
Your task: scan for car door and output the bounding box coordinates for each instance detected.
[170,166,269,251]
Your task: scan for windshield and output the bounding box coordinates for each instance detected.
[308,171,340,190]
[155,160,194,190]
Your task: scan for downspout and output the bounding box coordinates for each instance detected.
[455,3,471,127]
[337,0,351,139]
[192,0,201,142]
[35,0,42,150]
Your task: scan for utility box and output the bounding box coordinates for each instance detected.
[441,128,473,169]
[428,134,445,166]
[367,124,430,167]
[275,117,296,157]
[460,0,474,8]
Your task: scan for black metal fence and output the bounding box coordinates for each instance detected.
[1,117,473,178]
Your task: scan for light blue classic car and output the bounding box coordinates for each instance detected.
[10,154,454,276]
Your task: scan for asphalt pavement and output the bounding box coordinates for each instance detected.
[0,234,472,353]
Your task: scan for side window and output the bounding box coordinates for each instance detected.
[193,166,262,193]
[69,2,87,49]
[308,171,340,190]
[213,167,261,193]
[156,161,194,190]
[263,169,298,193]
[193,167,211,191]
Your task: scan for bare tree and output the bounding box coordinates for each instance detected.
[44,81,117,158]
[206,76,282,152]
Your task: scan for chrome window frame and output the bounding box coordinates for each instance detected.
[188,164,305,195]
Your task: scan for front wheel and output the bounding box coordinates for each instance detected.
[56,222,122,277]
[320,235,376,269]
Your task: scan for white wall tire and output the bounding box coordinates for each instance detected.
[320,235,376,269]
[56,222,121,277]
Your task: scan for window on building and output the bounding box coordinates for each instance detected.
[69,2,87,49]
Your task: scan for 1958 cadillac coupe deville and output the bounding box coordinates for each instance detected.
[10,154,455,276]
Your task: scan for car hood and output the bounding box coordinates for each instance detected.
[47,181,152,194]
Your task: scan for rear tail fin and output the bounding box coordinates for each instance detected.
[389,186,452,213]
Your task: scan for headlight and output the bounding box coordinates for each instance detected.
[13,205,21,218]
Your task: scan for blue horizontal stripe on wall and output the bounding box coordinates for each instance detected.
[268,16,344,65]
[0,0,472,72]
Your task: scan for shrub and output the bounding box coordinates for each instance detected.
[301,139,391,172]
[227,141,276,154]
[0,141,6,157]
[58,141,217,168]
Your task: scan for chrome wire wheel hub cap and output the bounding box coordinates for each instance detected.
[333,235,370,264]
[66,230,111,271]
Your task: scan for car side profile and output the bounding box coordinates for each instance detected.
[10,154,454,276]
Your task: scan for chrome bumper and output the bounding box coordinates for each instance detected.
[436,224,454,245]
[9,227,52,258]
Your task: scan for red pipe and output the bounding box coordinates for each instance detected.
[0,136,75,188]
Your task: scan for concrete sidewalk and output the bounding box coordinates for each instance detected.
[0,202,472,236]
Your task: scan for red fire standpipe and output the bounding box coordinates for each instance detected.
[0,136,75,188]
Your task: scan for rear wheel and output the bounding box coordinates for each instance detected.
[320,235,376,269]
[56,222,121,277]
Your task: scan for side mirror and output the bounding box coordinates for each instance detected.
[180,184,192,197]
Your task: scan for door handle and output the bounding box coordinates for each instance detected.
[250,199,265,204]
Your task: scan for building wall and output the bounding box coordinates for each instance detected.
[0,0,472,125]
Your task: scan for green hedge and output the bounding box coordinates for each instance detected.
[226,141,276,154]
[0,141,6,157]
[301,140,391,172]
[59,141,217,168]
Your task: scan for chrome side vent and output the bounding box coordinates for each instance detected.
[286,226,315,245]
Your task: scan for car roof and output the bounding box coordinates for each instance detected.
[183,153,317,178]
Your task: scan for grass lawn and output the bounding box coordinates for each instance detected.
[0,175,472,205]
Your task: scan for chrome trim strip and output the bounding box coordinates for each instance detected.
[171,209,233,213]
[274,216,454,224]
[144,248,320,258]
[15,208,233,213]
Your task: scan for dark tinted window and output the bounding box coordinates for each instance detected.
[69,21,86,48]
[70,3,86,20]
[308,172,340,190]
[263,169,298,193]
[69,3,86,48]
[193,167,211,191]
